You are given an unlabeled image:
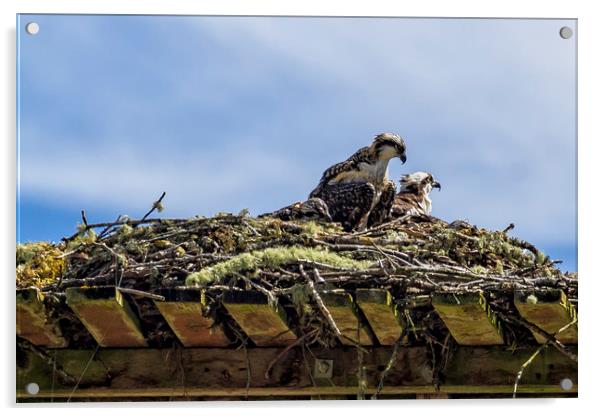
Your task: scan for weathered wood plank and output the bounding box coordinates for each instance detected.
[416,393,449,399]
[16,384,577,400]
[153,289,230,347]
[16,346,576,401]
[222,291,296,346]
[65,286,147,347]
[16,288,67,348]
[445,346,578,395]
[514,290,578,344]
[432,292,504,345]
[356,289,403,346]
[319,291,372,346]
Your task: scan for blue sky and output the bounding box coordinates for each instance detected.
[17,15,577,271]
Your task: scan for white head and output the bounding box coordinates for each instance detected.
[372,133,407,163]
[398,172,440,215]
[398,171,441,194]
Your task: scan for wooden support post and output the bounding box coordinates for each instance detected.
[222,291,296,346]
[319,291,372,346]
[432,292,504,346]
[514,290,578,344]
[16,288,67,347]
[65,286,147,347]
[153,289,230,347]
[355,289,403,346]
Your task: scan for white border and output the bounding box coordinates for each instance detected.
[2,1,600,414]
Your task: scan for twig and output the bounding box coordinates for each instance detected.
[137,191,167,225]
[513,317,578,398]
[97,215,128,240]
[117,287,165,301]
[236,274,277,305]
[264,329,318,380]
[371,327,408,399]
[17,339,77,384]
[63,216,189,242]
[299,265,342,337]
[301,343,319,398]
[498,314,578,362]
[502,223,515,233]
[356,312,366,400]
[81,210,88,228]
[352,214,414,235]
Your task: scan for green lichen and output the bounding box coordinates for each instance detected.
[185,245,373,286]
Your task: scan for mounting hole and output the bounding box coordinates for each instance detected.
[560,378,573,391]
[25,22,40,35]
[559,26,573,39]
[25,382,39,395]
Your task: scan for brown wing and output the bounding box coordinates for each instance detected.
[391,193,424,217]
[368,180,396,227]
[309,146,372,198]
[318,182,375,231]
[260,198,332,222]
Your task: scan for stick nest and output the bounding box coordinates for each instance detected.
[16,213,575,294]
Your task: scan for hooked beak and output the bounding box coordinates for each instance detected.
[432,181,441,191]
[399,153,407,164]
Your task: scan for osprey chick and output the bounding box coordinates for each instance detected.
[391,171,440,218]
[309,133,407,231]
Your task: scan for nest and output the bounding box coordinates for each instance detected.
[17,211,575,291]
[16,210,577,348]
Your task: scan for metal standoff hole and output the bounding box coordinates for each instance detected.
[560,378,573,391]
[25,382,40,395]
[25,22,40,35]
[313,359,333,379]
[559,26,573,39]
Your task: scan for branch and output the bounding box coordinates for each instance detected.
[513,317,578,398]
[137,191,166,226]
[299,264,342,338]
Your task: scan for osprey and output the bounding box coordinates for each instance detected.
[309,133,407,231]
[260,198,332,222]
[391,171,441,218]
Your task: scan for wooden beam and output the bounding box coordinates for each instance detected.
[153,289,230,347]
[416,393,449,399]
[16,346,576,401]
[222,291,296,346]
[16,288,67,348]
[319,291,372,346]
[514,290,578,344]
[444,346,578,395]
[65,286,147,347]
[432,292,504,345]
[356,289,403,346]
[16,384,577,400]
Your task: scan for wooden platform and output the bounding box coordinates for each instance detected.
[16,286,578,401]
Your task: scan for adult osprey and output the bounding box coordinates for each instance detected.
[309,133,407,231]
[391,171,441,217]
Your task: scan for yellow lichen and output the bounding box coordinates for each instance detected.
[16,242,65,289]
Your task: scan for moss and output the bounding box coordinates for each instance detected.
[16,242,65,289]
[186,245,373,286]
[290,283,310,313]
[470,265,488,275]
[153,240,172,249]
